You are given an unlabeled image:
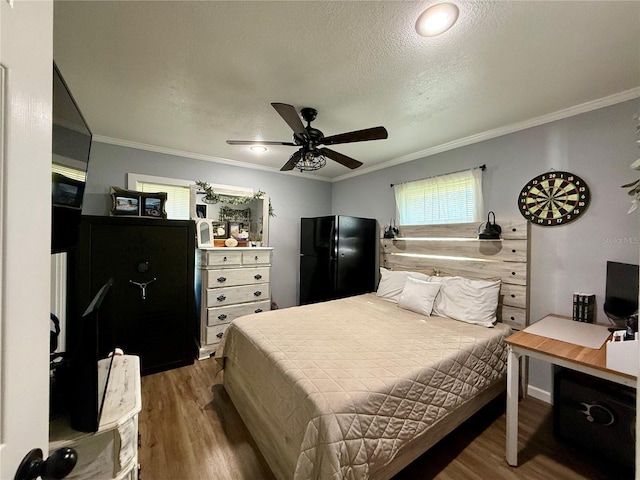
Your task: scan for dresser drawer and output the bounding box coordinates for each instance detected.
[204,267,270,288]
[242,250,272,265]
[207,300,271,326]
[201,250,243,267]
[206,283,270,307]
[206,323,230,345]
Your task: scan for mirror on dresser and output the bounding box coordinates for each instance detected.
[190,183,270,247]
[190,183,274,360]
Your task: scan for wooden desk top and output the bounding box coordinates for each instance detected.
[506,323,636,381]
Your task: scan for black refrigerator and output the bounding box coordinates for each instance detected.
[299,215,377,305]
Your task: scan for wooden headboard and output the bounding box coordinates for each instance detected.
[381,220,530,330]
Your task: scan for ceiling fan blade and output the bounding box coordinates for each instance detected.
[319,147,363,169]
[226,140,296,146]
[271,103,307,139]
[280,150,303,171]
[322,126,388,146]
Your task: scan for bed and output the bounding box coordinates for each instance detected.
[220,220,529,479]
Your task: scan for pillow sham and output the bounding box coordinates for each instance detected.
[398,276,442,316]
[431,276,501,327]
[376,268,430,303]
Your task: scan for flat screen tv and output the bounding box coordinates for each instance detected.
[52,62,92,253]
[604,261,639,326]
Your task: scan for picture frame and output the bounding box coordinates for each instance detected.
[211,221,228,239]
[229,222,249,241]
[110,187,167,219]
[195,204,207,219]
[111,192,140,216]
[141,193,167,219]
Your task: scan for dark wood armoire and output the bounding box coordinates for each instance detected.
[75,215,196,375]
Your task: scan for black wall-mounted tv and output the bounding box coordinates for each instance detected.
[52,62,92,253]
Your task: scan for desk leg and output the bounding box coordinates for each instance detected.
[506,346,520,466]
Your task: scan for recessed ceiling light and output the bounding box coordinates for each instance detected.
[415,3,459,37]
[250,146,268,153]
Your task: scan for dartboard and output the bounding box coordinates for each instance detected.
[518,171,590,226]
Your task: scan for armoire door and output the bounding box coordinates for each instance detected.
[77,216,196,375]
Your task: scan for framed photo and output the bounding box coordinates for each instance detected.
[195,204,207,219]
[111,193,140,216]
[52,172,85,209]
[141,193,167,219]
[229,222,249,241]
[211,221,228,239]
[196,219,213,248]
[110,187,167,218]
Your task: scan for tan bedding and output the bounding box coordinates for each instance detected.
[220,293,512,480]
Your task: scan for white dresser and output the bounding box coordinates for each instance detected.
[196,247,273,359]
[49,355,141,480]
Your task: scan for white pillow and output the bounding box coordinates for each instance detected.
[398,277,442,316]
[376,268,430,303]
[432,276,501,327]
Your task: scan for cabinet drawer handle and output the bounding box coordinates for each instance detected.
[223,256,228,262]
[254,291,262,297]
[218,314,227,320]
[254,274,262,280]
[216,332,224,339]
[255,308,263,313]
[217,276,227,283]
[217,295,226,302]
[254,255,259,260]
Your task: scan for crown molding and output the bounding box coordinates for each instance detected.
[332,87,640,182]
[91,135,333,182]
[93,87,639,185]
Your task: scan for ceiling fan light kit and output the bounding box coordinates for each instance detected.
[227,103,388,172]
[415,3,459,37]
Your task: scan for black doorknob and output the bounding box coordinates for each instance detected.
[15,447,77,480]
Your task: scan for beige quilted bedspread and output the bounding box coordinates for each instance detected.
[220,293,511,480]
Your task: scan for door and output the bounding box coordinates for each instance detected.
[0,2,54,478]
[300,216,336,305]
[80,219,195,375]
[334,216,377,298]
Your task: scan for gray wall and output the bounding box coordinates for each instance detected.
[86,99,639,395]
[84,142,333,308]
[333,99,640,395]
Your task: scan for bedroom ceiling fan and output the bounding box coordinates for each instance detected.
[227,103,388,172]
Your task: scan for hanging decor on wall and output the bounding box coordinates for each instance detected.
[517,171,590,226]
[195,181,275,217]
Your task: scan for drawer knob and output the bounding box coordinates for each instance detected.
[217,294,226,302]
[254,274,262,280]
[254,255,259,260]
[255,308,263,313]
[223,256,228,262]
[217,276,227,283]
[218,314,227,320]
[254,291,262,297]
[216,332,224,339]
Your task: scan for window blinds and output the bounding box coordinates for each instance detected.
[394,168,483,225]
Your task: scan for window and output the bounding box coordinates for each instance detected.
[394,168,483,225]
[128,173,191,220]
[52,163,86,182]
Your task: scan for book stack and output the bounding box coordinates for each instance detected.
[573,293,596,322]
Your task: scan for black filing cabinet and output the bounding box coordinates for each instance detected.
[554,368,635,471]
[76,216,196,375]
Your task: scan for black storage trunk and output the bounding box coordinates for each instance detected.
[75,215,196,375]
[554,368,635,471]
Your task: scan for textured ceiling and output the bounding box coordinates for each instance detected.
[53,1,640,181]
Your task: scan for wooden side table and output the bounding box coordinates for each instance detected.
[504,315,636,466]
[50,355,142,480]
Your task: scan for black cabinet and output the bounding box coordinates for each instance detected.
[76,216,196,375]
[554,368,635,471]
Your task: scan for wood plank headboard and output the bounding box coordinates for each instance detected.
[381,220,530,330]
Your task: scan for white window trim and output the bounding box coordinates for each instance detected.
[127,173,194,190]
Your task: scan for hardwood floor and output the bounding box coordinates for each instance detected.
[139,358,633,479]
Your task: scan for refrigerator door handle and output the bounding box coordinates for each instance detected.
[329,220,337,260]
